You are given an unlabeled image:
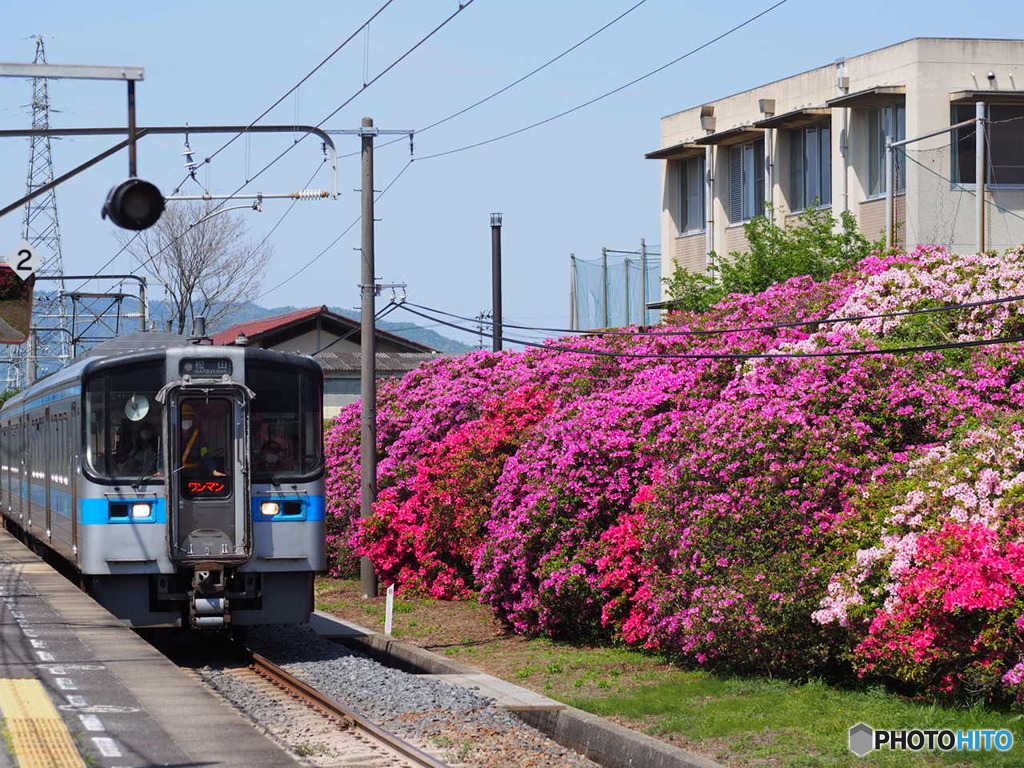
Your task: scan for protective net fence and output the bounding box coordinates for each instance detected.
[898,115,1024,254]
[572,252,661,330]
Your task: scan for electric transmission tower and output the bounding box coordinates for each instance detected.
[2,35,71,388]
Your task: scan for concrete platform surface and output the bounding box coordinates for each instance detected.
[0,528,302,768]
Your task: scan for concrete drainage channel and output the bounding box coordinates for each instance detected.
[310,613,724,768]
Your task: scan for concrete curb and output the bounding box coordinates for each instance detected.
[311,612,725,768]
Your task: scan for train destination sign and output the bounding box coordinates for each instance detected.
[180,358,232,377]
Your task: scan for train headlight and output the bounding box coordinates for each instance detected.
[131,503,152,519]
[260,502,280,517]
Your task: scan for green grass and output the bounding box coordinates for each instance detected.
[314,578,1021,767]
[564,675,1021,767]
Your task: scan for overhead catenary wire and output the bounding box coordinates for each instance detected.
[125,4,474,283]
[312,300,399,355]
[84,2,470,289]
[123,160,326,288]
[262,1,789,299]
[169,0,398,194]
[404,289,1024,339]
[81,0,402,289]
[396,302,1024,361]
[362,0,652,157]
[115,0,785,310]
[80,150,326,311]
[256,160,413,302]
[414,0,790,161]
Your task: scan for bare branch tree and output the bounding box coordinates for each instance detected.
[116,201,272,333]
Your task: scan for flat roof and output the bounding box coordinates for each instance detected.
[661,38,1024,121]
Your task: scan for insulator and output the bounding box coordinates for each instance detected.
[293,189,330,199]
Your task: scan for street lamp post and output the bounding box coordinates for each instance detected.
[490,213,502,352]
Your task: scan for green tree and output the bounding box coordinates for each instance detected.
[664,206,883,313]
[0,387,23,408]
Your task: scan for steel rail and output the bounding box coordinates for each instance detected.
[249,651,451,768]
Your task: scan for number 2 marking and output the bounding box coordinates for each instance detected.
[16,249,31,272]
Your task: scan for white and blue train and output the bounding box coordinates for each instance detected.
[0,333,326,629]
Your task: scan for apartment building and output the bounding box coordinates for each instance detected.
[647,38,1024,284]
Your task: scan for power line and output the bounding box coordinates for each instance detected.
[312,300,398,355]
[256,160,413,301]
[126,4,474,282]
[206,1,397,169]
[124,159,326,289]
[86,2,469,302]
[396,303,1024,361]
[261,2,788,302]
[414,0,790,161]
[363,0,652,157]
[83,2,401,288]
[164,0,398,201]
[404,289,1024,339]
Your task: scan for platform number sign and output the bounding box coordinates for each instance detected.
[6,241,39,281]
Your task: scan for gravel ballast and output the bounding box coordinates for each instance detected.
[206,624,602,768]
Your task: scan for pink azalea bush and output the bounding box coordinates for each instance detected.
[324,244,1024,703]
[360,386,554,598]
[816,422,1024,701]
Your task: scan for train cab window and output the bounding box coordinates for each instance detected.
[177,398,232,500]
[248,362,322,481]
[84,362,165,481]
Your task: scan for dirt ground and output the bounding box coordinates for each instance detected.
[314,578,738,764]
[316,578,567,681]
[313,578,680,699]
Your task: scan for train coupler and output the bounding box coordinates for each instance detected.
[190,564,230,628]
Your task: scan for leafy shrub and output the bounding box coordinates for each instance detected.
[325,243,1024,703]
[664,206,880,313]
[816,422,1024,703]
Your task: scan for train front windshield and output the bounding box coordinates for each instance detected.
[85,362,165,480]
[248,361,322,482]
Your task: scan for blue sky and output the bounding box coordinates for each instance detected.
[1,1,1021,346]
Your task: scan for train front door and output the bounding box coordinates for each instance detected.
[168,393,251,562]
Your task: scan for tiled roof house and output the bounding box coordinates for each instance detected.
[212,306,445,417]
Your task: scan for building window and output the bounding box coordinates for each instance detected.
[867,105,906,197]
[952,104,1024,185]
[678,155,705,233]
[789,122,832,211]
[729,140,765,222]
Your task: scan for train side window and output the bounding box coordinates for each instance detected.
[84,361,164,481]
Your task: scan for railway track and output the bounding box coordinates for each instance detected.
[158,624,601,768]
[245,650,452,768]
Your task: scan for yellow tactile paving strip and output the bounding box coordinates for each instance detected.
[0,679,85,768]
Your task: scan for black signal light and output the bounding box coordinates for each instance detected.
[102,178,165,230]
